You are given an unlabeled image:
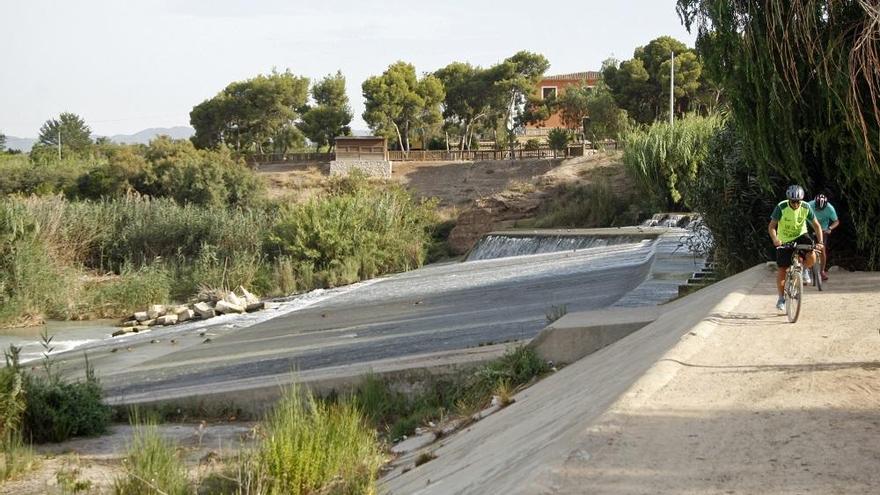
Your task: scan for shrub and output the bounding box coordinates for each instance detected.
[21,368,111,444]
[266,178,437,285]
[547,128,572,157]
[83,264,173,318]
[114,420,191,495]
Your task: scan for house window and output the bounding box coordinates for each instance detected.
[541,86,557,100]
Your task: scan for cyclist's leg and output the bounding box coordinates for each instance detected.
[775,244,794,307]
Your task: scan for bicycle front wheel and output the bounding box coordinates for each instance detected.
[786,270,803,323]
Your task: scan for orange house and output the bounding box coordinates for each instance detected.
[522,71,601,140]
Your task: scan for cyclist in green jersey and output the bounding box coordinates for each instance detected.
[768,185,824,311]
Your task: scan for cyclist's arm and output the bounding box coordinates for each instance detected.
[768,219,782,247]
[828,219,840,232]
[812,217,824,245]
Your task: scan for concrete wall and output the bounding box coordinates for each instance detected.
[329,159,392,178]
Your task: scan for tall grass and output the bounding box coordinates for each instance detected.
[233,387,384,495]
[622,112,725,209]
[114,419,192,495]
[0,175,439,326]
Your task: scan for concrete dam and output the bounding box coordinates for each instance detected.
[40,225,703,408]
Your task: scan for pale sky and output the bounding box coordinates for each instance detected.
[0,0,695,138]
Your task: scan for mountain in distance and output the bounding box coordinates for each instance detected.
[108,126,194,144]
[2,126,195,152]
[3,136,37,152]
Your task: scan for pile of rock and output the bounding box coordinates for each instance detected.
[112,286,278,337]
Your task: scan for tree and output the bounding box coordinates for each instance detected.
[190,70,309,154]
[299,71,353,151]
[547,128,571,158]
[435,62,497,152]
[493,51,551,152]
[362,62,444,154]
[603,36,704,124]
[677,0,880,268]
[0,132,5,152]
[37,112,93,153]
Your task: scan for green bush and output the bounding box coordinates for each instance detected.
[266,179,437,285]
[21,367,111,444]
[547,128,572,156]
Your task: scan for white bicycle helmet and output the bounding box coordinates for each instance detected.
[786,185,805,201]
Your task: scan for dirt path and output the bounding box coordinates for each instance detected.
[542,268,880,494]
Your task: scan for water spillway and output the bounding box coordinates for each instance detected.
[465,230,657,261]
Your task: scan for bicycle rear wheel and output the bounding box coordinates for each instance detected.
[786,270,803,323]
[814,251,824,291]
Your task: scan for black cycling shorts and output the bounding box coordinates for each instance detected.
[776,234,814,268]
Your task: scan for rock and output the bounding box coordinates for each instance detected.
[391,432,437,454]
[193,302,215,319]
[223,292,244,307]
[448,192,542,255]
[172,305,189,315]
[245,302,264,312]
[112,328,133,337]
[132,326,151,333]
[215,300,245,314]
[156,314,178,326]
[133,311,149,322]
[121,320,139,328]
[175,308,195,322]
[143,319,157,327]
[147,304,167,320]
[238,286,260,306]
[263,302,280,310]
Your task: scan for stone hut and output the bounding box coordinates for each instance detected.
[330,136,392,177]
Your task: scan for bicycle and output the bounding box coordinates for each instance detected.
[781,241,819,323]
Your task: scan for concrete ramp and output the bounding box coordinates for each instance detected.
[530,306,662,365]
[382,265,766,495]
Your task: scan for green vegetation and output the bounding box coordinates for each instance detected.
[299,71,354,152]
[36,112,93,155]
[677,0,880,268]
[621,112,725,209]
[114,419,191,495]
[362,61,445,154]
[0,138,263,207]
[203,387,384,495]
[0,173,437,327]
[528,180,643,229]
[547,128,572,157]
[603,36,716,124]
[190,70,310,154]
[353,346,549,440]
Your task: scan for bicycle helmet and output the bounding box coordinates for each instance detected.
[815,194,828,210]
[786,185,805,201]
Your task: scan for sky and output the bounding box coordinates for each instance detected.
[0,0,696,138]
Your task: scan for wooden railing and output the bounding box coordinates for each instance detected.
[247,152,334,164]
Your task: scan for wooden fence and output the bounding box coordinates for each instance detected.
[246,140,619,165]
[246,152,334,165]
